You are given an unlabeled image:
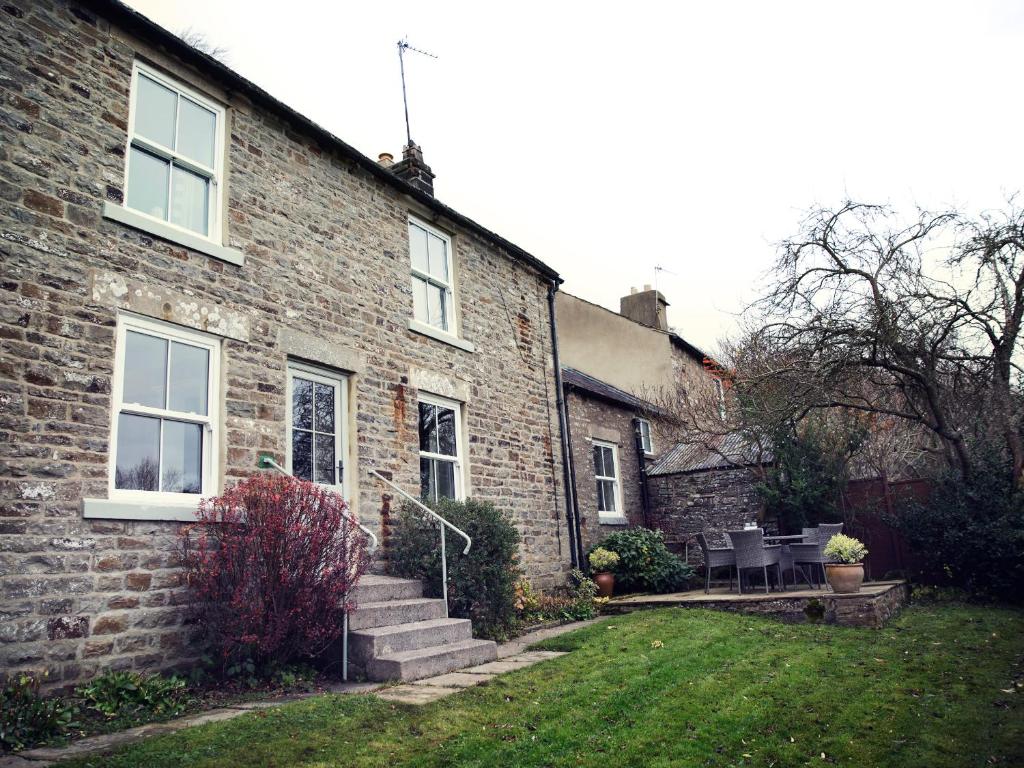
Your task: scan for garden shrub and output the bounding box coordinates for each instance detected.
[386,498,521,641]
[0,674,74,752]
[591,527,693,593]
[513,570,603,624]
[179,474,371,672]
[896,455,1024,600]
[75,671,190,721]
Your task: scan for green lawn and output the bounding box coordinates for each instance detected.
[63,602,1023,767]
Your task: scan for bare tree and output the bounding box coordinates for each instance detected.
[178,27,230,64]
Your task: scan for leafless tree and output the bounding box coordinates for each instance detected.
[178,27,230,64]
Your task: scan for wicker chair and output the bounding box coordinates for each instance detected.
[727,529,783,594]
[696,533,736,594]
[789,523,844,588]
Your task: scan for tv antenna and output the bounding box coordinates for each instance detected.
[398,38,437,147]
[653,265,677,327]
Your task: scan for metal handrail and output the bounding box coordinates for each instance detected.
[258,456,378,551]
[368,469,472,619]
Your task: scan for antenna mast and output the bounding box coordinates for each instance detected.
[397,38,437,147]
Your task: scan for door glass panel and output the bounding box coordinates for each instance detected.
[127,146,170,221]
[135,74,177,148]
[313,382,335,433]
[418,402,437,453]
[115,413,160,491]
[420,457,435,501]
[162,420,202,493]
[292,377,313,430]
[427,233,448,281]
[123,331,167,408]
[292,429,312,481]
[170,164,209,235]
[409,223,429,274]
[435,460,456,500]
[177,97,216,167]
[168,341,209,414]
[314,433,336,485]
[436,406,456,456]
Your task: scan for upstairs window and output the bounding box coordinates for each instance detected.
[408,218,454,332]
[418,395,463,502]
[637,418,654,454]
[125,63,224,240]
[593,440,622,518]
[110,315,220,501]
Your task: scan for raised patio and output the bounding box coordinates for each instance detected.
[606,580,909,628]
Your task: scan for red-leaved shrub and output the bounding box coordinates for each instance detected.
[179,473,370,670]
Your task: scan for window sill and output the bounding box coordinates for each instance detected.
[83,497,201,522]
[407,319,475,353]
[598,515,629,526]
[103,203,245,267]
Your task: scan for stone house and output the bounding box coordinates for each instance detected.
[555,289,723,562]
[0,0,575,686]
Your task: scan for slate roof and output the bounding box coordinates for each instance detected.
[561,367,654,412]
[647,432,773,476]
[92,0,561,283]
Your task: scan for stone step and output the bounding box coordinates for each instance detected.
[348,597,446,631]
[352,574,423,604]
[367,638,498,682]
[349,617,473,664]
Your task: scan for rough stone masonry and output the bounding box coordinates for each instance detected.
[0,0,570,688]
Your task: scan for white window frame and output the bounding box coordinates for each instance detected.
[122,61,226,244]
[408,216,456,335]
[637,418,654,455]
[593,439,623,520]
[417,392,464,502]
[286,361,349,500]
[105,313,221,507]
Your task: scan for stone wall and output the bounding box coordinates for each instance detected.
[0,0,569,688]
[647,466,764,563]
[564,389,648,553]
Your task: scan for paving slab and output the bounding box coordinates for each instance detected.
[412,671,495,688]
[376,684,456,704]
[0,756,53,768]
[462,656,539,675]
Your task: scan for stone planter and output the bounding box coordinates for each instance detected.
[825,563,865,594]
[594,572,615,598]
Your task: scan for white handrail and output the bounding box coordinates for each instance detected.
[258,456,378,552]
[368,469,471,555]
[368,469,472,620]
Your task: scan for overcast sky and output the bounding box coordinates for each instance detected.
[127,0,1024,352]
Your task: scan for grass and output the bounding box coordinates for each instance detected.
[61,602,1023,767]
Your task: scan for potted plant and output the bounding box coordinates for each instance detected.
[823,534,869,593]
[588,547,620,597]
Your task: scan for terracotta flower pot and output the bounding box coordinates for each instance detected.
[825,563,864,594]
[594,571,615,598]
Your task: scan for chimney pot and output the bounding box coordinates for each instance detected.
[377,152,394,167]
[630,287,638,295]
[643,283,652,291]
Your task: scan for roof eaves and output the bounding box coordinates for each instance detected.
[88,0,562,284]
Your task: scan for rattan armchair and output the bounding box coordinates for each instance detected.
[727,528,783,594]
[696,532,736,594]
[788,523,844,588]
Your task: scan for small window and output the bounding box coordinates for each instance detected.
[110,315,220,502]
[418,395,463,502]
[287,363,348,496]
[592,440,622,517]
[409,218,454,332]
[124,63,224,240]
[637,418,654,454]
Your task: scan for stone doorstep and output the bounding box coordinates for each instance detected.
[6,618,597,762]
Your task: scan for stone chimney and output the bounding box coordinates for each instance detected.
[620,285,669,331]
[390,142,435,196]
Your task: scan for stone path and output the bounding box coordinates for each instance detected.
[1,618,600,767]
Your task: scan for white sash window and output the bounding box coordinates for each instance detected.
[593,440,623,518]
[418,395,463,502]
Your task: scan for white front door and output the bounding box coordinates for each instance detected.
[286,362,348,498]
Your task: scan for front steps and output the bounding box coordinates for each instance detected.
[348,575,496,682]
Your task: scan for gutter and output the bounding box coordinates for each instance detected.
[548,282,583,569]
[86,0,562,285]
